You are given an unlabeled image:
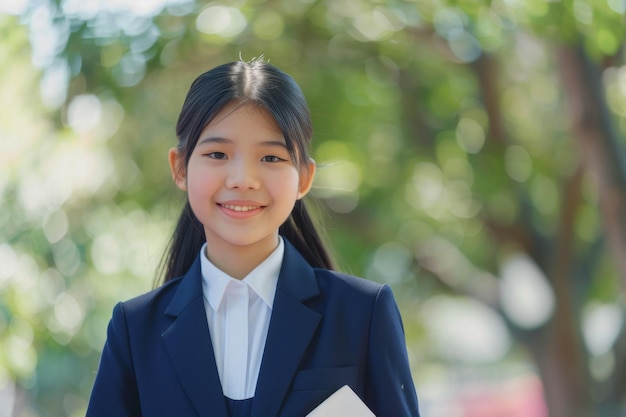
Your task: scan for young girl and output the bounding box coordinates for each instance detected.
[86,59,420,417]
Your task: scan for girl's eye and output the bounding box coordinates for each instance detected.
[207,152,227,160]
[262,155,286,163]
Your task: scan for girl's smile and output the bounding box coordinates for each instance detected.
[169,101,315,277]
[217,200,265,218]
[219,203,262,212]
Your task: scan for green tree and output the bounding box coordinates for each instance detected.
[1,0,625,416]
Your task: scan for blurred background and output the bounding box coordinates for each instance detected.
[1,0,625,416]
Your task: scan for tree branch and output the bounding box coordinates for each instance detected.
[414,236,500,309]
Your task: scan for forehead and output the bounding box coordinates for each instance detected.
[203,101,281,137]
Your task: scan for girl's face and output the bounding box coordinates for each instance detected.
[169,102,315,270]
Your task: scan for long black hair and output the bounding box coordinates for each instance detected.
[158,59,335,285]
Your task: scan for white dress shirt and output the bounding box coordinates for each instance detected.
[199,238,283,400]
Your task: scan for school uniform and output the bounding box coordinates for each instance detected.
[86,238,420,417]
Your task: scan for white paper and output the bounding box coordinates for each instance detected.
[305,385,376,417]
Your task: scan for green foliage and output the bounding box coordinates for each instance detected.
[1,0,625,415]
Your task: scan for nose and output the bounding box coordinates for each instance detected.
[225,157,261,190]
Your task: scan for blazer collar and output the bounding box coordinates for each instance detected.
[252,240,322,417]
[162,258,228,416]
[162,239,322,417]
[275,239,320,300]
[164,239,320,314]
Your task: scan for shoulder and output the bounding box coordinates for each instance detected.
[314,268,382,293]
[116,277,183,318]
[311,268,395,306]
[103,277,190,344]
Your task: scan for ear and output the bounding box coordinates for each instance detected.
[296,159,316,200]
[168,147,187,191]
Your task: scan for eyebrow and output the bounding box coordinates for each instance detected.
[198,136,289,149]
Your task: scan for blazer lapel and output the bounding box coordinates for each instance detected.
[252,241,322,417]
[161,257,228,417]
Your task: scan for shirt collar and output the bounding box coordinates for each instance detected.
[200,237,284,311]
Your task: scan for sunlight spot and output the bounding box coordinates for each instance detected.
[582,303,623,356]
[57,146,114,198]
[112,53,147,87]
[313,160,362,197]
[313,154,362,213]
[448,29,482,62]
[53,292,85,336]
[422,295,511,363]
[447,180,482,219]
[573,0,593,25]
[4,318,36,378]
[367,241,412,284]
[40,59,69,109]
[13,253,38,291]
[18,166,65,217]
[61,0,100,20]
[433,7,466,39]
[28,3,70,68]
[91,233,123,274]
[351,8,398,42]
[62,0,167,18]
[408,162,445,209]
[67,94,102,134]
[504,145,532,182]
[127,0,168,16]
[38,268,66,305]
[0,378,15,417]
[101,97,126,139]
[0,244,18,287]
[167,0,195,16]
[312,160,362,213]
[499,253,555,329]
[607,0,626,13]
[0,0,28,15]
[5,334,37,377]
[456,118,485,154]
[130,24,160,53]
[42,209,69,243]
[196,5,247,38]
[52,239,81,277]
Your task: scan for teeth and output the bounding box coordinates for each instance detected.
[222,204,259,212]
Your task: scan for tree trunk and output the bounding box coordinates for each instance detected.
[471,49,594,417]
[556,43,626,291]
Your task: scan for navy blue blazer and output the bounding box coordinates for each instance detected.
[86,240,420,416]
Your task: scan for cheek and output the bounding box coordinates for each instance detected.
[276,175,302,201]
[186,164,216,196]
